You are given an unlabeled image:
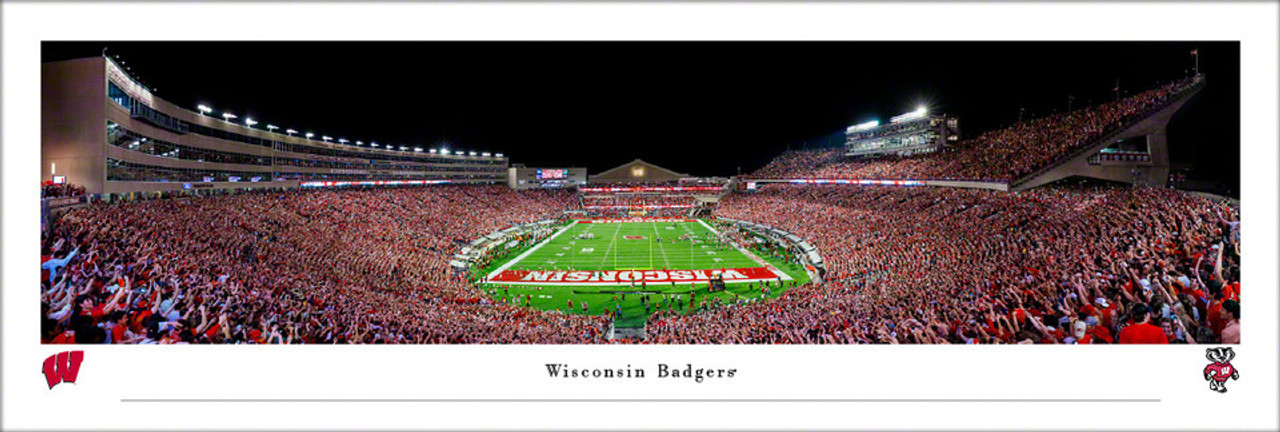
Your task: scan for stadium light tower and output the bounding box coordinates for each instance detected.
[469,151,477,156]
[371,141,379,148]
[429,149,438,154]
[321,136,332,142]
[221,112,237,121]
[355,141,363,146]
[305,132,315,139]
[414,147,423,152]
[890,106,928,124]
[245,117,258,127]
[338,138,348,145]
[286,129,297,136]
[266,124,279,132]
[847,120,880,133]
[495,153,504,158]
[197,104,213,115]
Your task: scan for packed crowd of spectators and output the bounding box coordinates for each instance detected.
[646,182,1239,344]
[41,179,1238,344]
[41,185,611,344]
[585,181,684,188]
[578,187,722,218]
[581,194,697,208]
[582,208,693,219]
[41,182,86,199]
[749,77,1200,182]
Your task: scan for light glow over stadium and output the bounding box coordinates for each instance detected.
[889,106,928,124]
[846,120,880,133]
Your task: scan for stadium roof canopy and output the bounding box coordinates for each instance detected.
[591,159,689,183]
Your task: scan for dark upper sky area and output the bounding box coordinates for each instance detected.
[43,42,1239,191]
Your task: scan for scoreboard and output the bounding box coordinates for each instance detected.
[536,169,568,179]
[510,167,588,190]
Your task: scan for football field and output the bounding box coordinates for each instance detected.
[499,220,759,273]
[475,219,810,326]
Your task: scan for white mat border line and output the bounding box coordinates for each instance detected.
[483,222,579,280]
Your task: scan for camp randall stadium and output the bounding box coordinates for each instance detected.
[42,54,1240,344]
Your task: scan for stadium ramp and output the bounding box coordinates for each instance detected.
[1010,76,1205,191]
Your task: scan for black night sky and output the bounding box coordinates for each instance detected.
[43,42,1239,193]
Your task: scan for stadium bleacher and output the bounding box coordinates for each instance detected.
[576,184,725,218]
[648,182,1239,344]
[748,76,1202,183]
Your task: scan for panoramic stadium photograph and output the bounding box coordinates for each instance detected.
[40,41,1240,345]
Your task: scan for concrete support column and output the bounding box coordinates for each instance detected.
[1145,127,1171,187]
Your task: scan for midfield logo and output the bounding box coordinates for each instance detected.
[42,351,84,389]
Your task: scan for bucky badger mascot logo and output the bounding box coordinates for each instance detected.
[1202,347,1239,393]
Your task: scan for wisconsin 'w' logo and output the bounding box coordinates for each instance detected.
[42,351,84,389]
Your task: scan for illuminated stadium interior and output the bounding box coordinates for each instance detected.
[40,42,1240,344]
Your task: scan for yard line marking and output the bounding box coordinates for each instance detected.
[652,222,670,269]
[598,222,623,269]
[648,224,654,269]
[485,222,576,280]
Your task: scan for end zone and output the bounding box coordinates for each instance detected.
[486,267,787,286]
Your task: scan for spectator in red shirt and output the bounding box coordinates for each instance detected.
[1118,303,1168,344]
[1206,291,1225,335]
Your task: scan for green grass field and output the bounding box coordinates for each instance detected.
[513,220,758,271]
[474,220,810,328]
